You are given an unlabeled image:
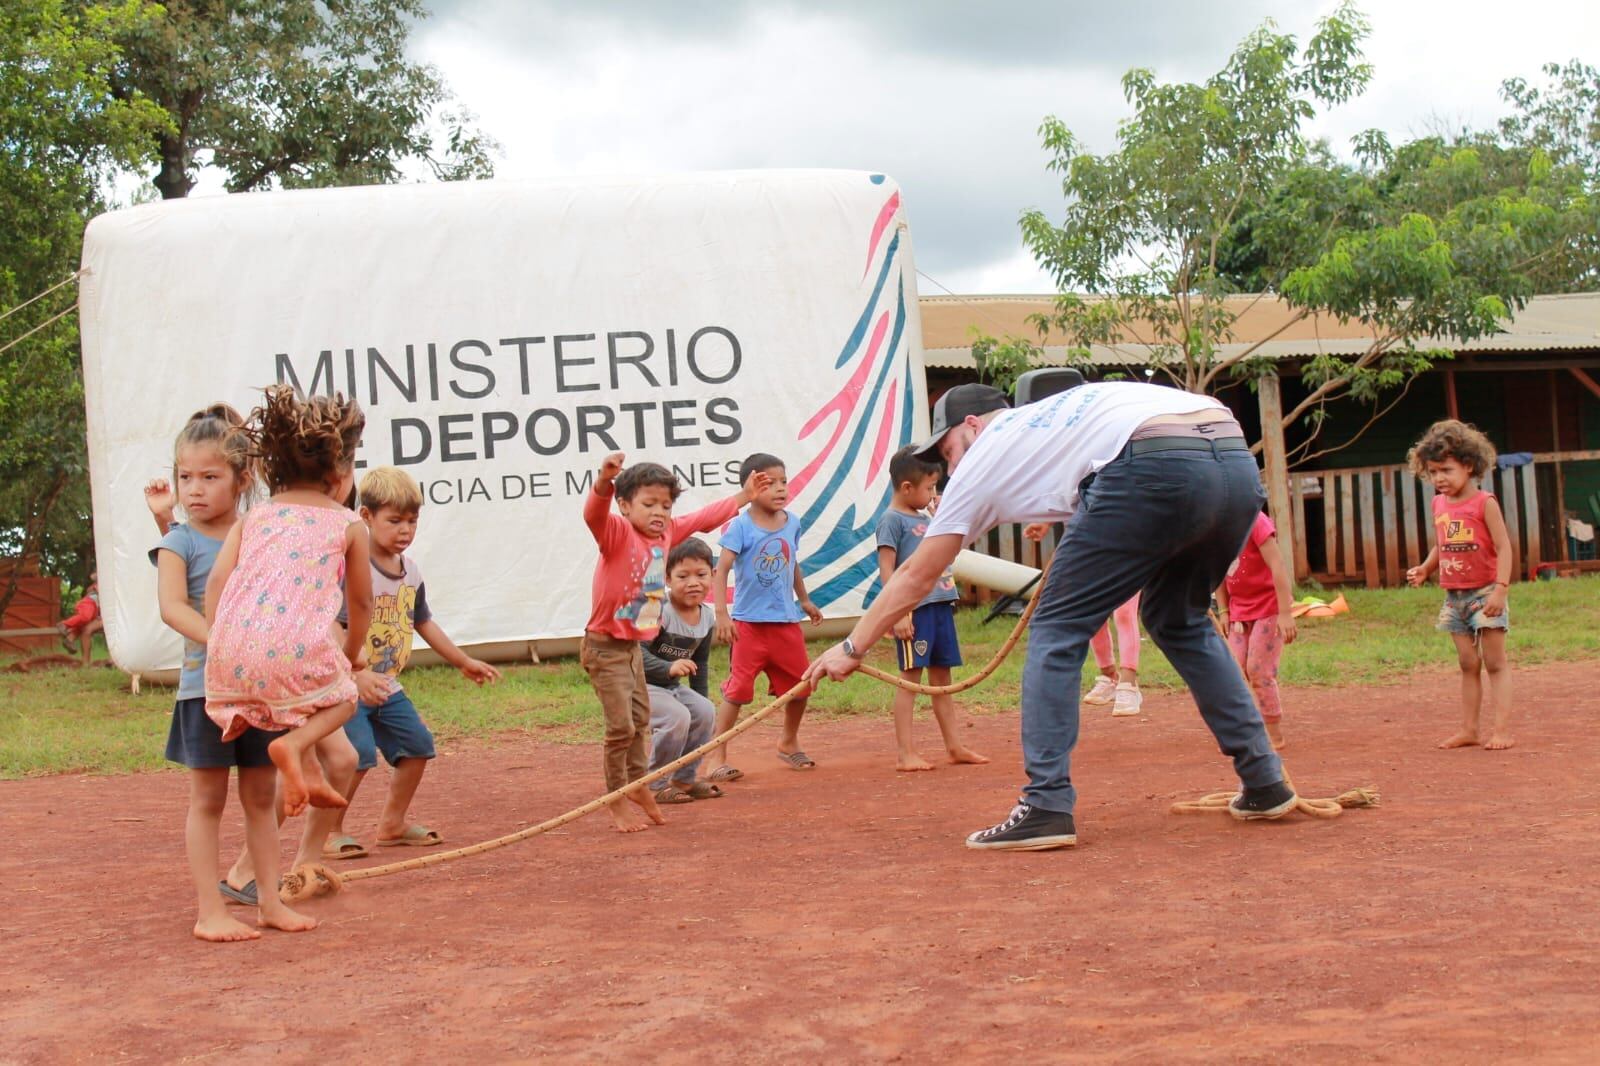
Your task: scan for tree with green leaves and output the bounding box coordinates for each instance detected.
[1499,59,1600,183]
[96,0,496,198]
[995,4,1588,464]
[0,0,168,618]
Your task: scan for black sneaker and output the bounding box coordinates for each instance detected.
[1228,780,1297,821]
[965,802,1076,851]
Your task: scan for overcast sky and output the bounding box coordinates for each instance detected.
[408,1,1595,294]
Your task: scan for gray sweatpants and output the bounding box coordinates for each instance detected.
[647,684,715,788]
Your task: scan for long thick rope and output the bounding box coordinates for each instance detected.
[281,597,1039,901]
[280,594,1376,903]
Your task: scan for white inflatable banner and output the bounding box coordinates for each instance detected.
[79,170,927,672]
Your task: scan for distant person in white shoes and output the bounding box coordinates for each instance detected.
[1024,528,1144,719]
[803,382,1294,851]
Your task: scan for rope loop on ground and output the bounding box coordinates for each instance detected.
[1169,767,1380,819]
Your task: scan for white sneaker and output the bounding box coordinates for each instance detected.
[1111,682,1143,716]
[1083,675,1117,705]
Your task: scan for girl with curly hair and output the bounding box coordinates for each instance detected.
[1405,419,1514,750]
[202,387,373,930]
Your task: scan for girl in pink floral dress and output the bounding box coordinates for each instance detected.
[205,386,373,833]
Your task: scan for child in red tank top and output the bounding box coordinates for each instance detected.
[1405,420,1514,750]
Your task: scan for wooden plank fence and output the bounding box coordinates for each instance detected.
[959,457,1569,593]
[1290,462,1542,587]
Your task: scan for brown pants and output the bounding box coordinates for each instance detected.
[580,631,651,792]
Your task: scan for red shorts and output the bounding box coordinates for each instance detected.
[721,621,811,704]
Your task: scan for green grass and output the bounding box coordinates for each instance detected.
[6,575,1599,778]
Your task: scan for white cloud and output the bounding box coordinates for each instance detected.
[409,0,1600,293]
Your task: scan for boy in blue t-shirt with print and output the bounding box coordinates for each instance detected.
[875,446,989,772]
[707,452,823,780]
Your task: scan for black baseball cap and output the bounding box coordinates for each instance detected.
[911,383,1011,461]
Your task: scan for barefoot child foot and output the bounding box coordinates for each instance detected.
[1438,732,1479,749]
[628,785,668,825]
[1484,733,1515,750]
[300,747,349,810]
[257,899,318,933]
[268,736,311,817]
[947,746,989,765]
[193,913,262,943]
[897,753,934,772]
[608,798,648,833]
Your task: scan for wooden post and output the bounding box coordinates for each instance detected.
[1257,373,1296,579]
[1551,369,1568,563]
[1444,368,1460,419]
[1289,473,1309,580]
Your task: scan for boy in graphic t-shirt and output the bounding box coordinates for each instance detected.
[582,453,770,833]
[327,467,502,858]
[707,452,824,780]
[639,538,724,803]
[1405,420,1515,751]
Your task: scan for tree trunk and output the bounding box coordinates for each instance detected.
[153,131,193,199]
[0,469,69,621]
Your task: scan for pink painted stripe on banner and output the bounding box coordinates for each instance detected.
[790,310,891,499]
[861,192,901,280]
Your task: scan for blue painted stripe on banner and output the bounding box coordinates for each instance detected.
[834,233,900,370]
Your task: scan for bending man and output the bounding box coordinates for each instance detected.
[803,381,1292,850]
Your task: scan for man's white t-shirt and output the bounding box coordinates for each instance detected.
[924,382,1230,544]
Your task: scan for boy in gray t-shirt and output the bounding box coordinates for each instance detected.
[639,538,724,801]
[873,447,988,772]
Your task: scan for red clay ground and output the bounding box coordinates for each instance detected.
[4,662,1599,1063]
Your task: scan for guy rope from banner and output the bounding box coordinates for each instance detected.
[281,593,1377,903]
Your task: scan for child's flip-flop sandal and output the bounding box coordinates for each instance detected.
[322,834,369,860]
[376,824,443,847]
[707,765,744,783]
[776,750,816,770]
[218,879,258,907]
[654,785,697,804]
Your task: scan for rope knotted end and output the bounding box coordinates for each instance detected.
[279,862,344,903]
[1335,787,1380,809]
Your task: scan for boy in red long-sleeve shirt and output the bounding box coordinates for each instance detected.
[581,452,770,832]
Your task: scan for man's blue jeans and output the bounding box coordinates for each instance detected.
[1019,441,1283,813]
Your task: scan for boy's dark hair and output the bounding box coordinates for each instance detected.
[738,452,784,484]
[614,461,682,502]
[888,445,941,489]
[667,537,714,572]
[1408,419,1497,480]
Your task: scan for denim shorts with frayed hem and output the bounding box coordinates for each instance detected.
[1437,583,1510,636]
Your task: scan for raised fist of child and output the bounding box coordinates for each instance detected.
[598,452,626,482]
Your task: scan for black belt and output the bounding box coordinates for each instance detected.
[1127,435,1248,456]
